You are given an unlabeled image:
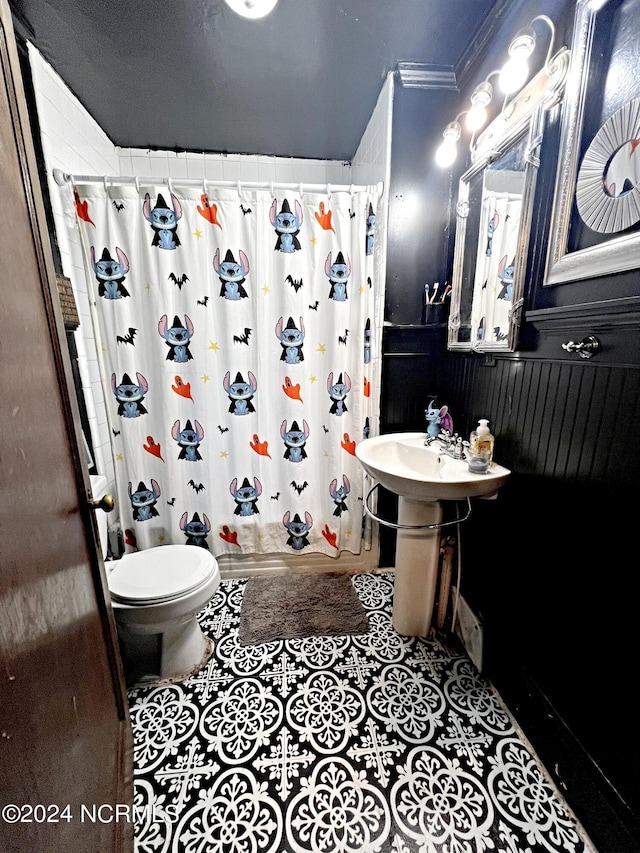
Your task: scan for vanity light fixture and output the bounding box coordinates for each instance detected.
[223,0,278,19]
[435,14,562,168]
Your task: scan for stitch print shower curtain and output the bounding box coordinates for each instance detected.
[470,190,522,344]
[74,182,381,558]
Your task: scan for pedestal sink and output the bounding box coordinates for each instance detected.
[356,432,510,636]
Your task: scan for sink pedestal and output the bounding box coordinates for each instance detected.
[392,497,442,637]
[355,431,510,636]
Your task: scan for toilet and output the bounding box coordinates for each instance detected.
[91,475,220,685]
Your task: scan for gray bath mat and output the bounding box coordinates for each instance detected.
[238,572,369,646]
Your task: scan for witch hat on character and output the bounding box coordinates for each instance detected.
[280,199,292,214]
[285,317,297,330]
[290,420,300,432]
[184,419,194,431]
[155,193,169,209]
[121,372,133,385]
[224,249,236,264]
[172,315,185,329]
[240,477,252,489]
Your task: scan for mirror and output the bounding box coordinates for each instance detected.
[448,53,569,351]
[448,115,541,351]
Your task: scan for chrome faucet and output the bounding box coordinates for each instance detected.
[424,430,468,460]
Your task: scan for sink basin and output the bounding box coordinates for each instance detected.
[356,431,510,636]
[355,432,510,501]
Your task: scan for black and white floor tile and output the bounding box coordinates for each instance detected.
[128,572,595,853]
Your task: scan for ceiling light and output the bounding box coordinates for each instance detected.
[223,0,278,19]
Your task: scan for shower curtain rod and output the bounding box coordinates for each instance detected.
[52,168,381,195]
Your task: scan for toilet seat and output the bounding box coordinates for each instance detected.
[108,544,217,606]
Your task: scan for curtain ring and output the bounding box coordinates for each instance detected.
[202,177,208,196]
[237,180,242,196]
[134,176,140,193]
[326,183,332,199]
[270,182,275,198]
[299,182,304,198]
[167,177,173,196]
[103,175,108,192]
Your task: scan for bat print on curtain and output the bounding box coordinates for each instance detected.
[75,182,382,558]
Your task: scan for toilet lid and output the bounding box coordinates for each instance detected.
[109,544,217,604]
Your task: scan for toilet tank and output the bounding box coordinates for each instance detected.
[89,474,109,559]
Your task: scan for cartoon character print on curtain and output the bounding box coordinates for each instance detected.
[75,181,380,558]
[469,191,522,344]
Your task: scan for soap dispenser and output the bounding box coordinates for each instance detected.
[468,419,494,474]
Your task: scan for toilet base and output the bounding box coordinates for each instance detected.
[117,616,214,687]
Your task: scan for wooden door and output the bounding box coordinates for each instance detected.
[0,2,133,850]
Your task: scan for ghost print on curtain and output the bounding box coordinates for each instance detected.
[75,182,381,558]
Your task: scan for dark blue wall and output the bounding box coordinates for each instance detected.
[381,1,640,848]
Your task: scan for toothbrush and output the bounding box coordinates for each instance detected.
[430,282,440,303]
[439,284,451,303]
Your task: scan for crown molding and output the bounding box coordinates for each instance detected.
[396,62,458,90]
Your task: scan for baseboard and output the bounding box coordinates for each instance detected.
[493,669,640,853]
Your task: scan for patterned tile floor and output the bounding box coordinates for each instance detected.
[129,572,595,853]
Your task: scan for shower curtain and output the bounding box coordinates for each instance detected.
[470,190,521,344]
[73,180,382,558]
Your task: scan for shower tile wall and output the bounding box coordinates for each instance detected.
[117,148,352,185]
[28,44,392,530]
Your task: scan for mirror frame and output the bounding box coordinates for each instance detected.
[544,0,640,285]
[447,104,548,352]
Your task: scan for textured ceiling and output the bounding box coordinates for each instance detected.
[11,0,499,161]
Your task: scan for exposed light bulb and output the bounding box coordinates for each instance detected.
[466,103,487,131]
[499,55,530,93]
[466,82,493,131]
[435,139,458,168]
[223,0,278,19]
[435,121,461,168]
[499,27,535,93]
